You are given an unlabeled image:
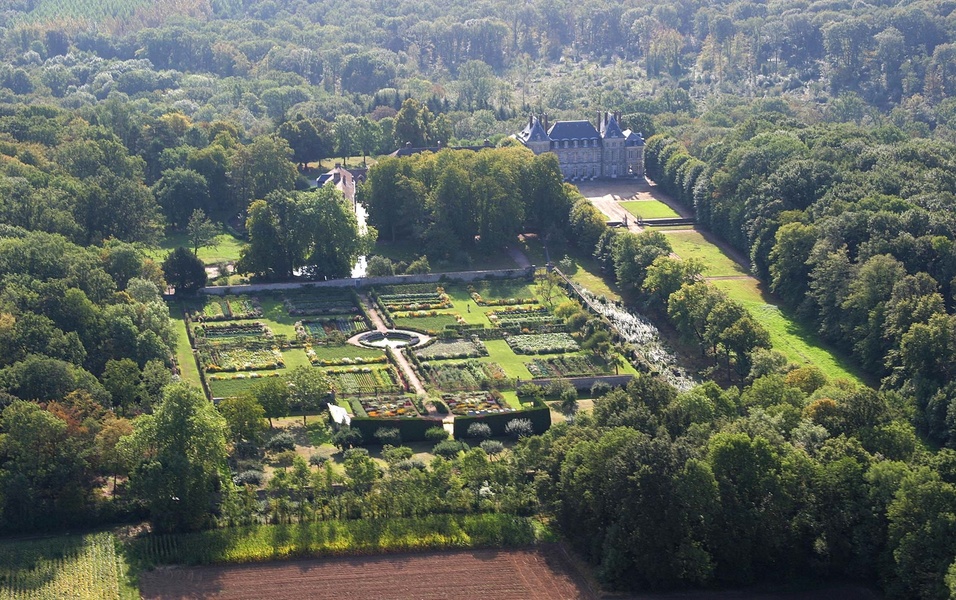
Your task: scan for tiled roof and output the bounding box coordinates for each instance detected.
[548,120,600,140]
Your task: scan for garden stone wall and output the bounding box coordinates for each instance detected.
[201,267,536,295]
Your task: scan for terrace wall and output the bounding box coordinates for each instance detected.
[201,267,536,295]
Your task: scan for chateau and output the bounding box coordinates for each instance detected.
[516,112,645,181]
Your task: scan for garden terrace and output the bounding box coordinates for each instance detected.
[506,333,579,355]
[420,360,510,391]
[442,391,515,416]
[189,295,262,321]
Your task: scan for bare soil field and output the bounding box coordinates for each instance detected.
[139,547,596,600]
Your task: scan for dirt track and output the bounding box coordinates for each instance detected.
[139,547,596,600]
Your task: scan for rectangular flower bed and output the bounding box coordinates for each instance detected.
[487,306,559,328]
[325,366,402,396]
[525,354,609,378]
[202,347,284,372]
[442,391,514,415]
[190,296,262,321]
[415,338,488,360]
[296,316,368,341]
[506,333,579,355]
[359,396,419,418]
[196,321,273,344]
[421,360,510,391]
[283,290,358,316]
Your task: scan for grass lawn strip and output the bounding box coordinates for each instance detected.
[663,229,749,278]
[170,304,203,388]
[619,199,681,219]
[713,278,863,384]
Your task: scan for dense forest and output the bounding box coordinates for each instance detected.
[1,0,956,598]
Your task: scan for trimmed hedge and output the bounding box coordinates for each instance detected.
[452,405,551,438]
[349,416,442,444]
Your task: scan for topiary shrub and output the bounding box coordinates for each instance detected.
[309,453,328,467]
[266,432,296,452]
[433,439,469,459]
[374,427,402,446]
[505,418,534,439]
[425,426,449,442]
[467,422,492,440]
[394,457,427,471]
[480,439,504,457]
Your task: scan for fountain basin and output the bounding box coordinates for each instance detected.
[358,330,422,349]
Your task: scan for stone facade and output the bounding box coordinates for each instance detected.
[516,111,645,180]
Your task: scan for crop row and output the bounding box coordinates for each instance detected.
[414,338,488,360]
[202,347,284,372]
[525,354,608,378]
[191,296,262,322]
[326,367,401,396]
[421,360,509,391]
[441,391,514,415]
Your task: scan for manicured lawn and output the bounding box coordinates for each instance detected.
[620,200,681,219]
[393,314,460,332]
[443,282,540,327]
[311,344,384,361]
[713,278,864,384]
[145,230,246,266]
[256,296,304,337]
[169,303,203,388]
[480,339,534,379]
[663,229,749,278]
[207,349,311,398]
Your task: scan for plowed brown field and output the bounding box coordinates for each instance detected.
[139,547,596,600]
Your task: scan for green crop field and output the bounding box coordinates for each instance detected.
[663,230,749,278]
[620,200,681,220]
[0,532,137,599]
[713,278,864,384]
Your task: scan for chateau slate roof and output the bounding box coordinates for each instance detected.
[601,115,625,139]
[624,130,645,146]
[524,117,550,142]
[548,120,600,141]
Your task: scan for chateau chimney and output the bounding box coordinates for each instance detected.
[529,114,534,128]
[544,114,549,130]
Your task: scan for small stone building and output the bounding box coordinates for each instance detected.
[515,112,644,181]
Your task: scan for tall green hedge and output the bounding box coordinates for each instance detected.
[453,406,551,438]
[349,416,441,443]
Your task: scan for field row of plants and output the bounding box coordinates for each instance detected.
[442,391,514,415]
[488,307,560,328]
[202,347,284,372]
[421,360,509,391]
[525,354,609,378]
[0,532,135,600]
[127,515,538,567]
[506,333,579,355]
[414,338,488,360]
[190,296,262,322]
[325,366,401,396]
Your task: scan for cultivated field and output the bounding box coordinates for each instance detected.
[139,547,594,600]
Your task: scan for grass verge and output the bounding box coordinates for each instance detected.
[713,278,864,384]
[619,200,681,219]
[663,230,749,278]
[127,514,539,568]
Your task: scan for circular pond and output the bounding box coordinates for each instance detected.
[358,330,422,349]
